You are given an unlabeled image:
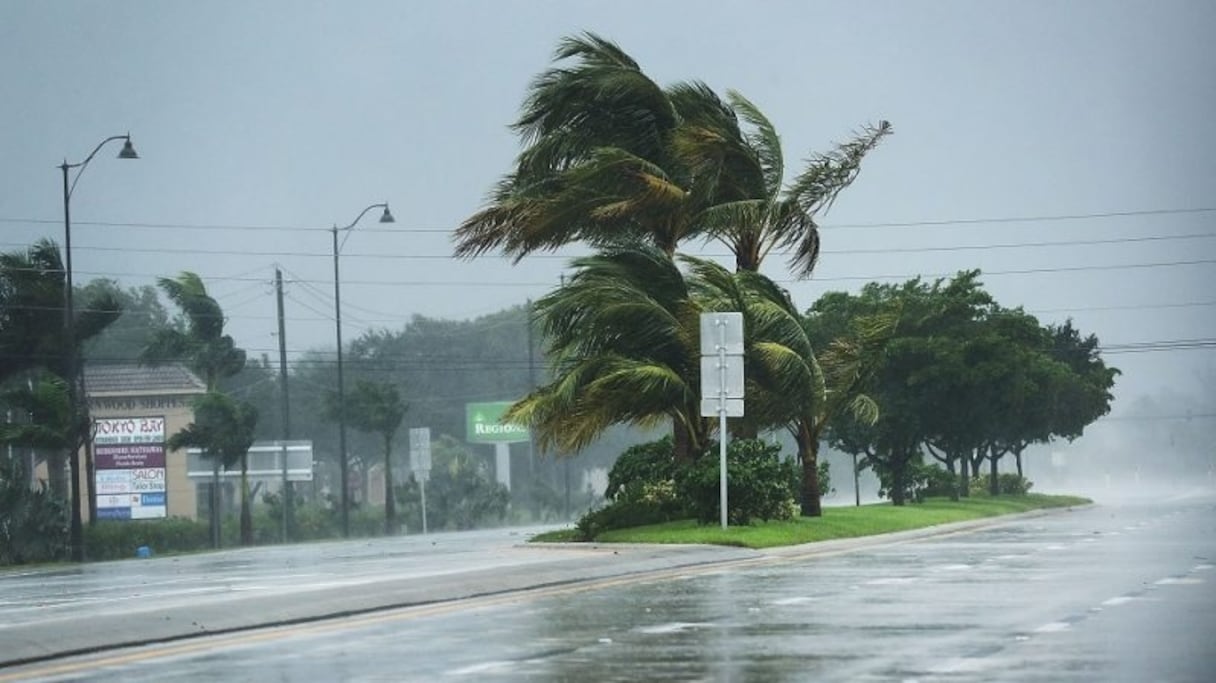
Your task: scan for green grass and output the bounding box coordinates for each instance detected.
[532,494,1090,549]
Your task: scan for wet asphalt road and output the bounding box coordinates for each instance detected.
[3,492,1214,682]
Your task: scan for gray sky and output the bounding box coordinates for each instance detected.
[2,0,1213,413]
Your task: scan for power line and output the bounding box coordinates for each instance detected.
[4,231,1214,260]
[2,206,1212,234]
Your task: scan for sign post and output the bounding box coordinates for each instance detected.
[700,313,744,529]
[409,427,432,534]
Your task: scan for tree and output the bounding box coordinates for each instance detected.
[684,257,892,516]
[81,281,170,363]
[508,245,707,463]
[327,379,407,533]
[454,32,890,278]
[1,240,122,383]
[145,272,249,544]
[0,373,76,499]
[396,435,509,531]
[141,271,245,391]
[167,392,258,546]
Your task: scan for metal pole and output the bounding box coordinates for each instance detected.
[718,319,728,530]
[332,227,350,537]
[61,161,85,562]
[276,268,292,541]
[853,451,861,507]
[420,478,428,535]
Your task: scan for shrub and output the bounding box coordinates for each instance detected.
[970,473,1033,496]
[677,439,798,525]
[575,499,672,540]
[605,437,678,501]
[84,517,210,560]
[916,463,960,500]
[1,459,68,565]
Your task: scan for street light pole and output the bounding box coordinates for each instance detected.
[331,202,393,538]
[60,134,138,562]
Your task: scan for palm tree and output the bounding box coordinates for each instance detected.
[167,392,258,545]
[0,373,75,499]
[455,32,891,279]
[327,379,407,533]
[506,245,707,463]
[687,257,894,515]
[142,272,247,544]
[2,240,120,528]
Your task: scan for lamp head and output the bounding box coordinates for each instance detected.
[117,137,139,160]
[379,205,395,223]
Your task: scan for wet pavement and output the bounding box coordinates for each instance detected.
[2,491,1214,682]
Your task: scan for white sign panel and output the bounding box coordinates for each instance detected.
[701,398,745,418]
[409,427,432,473]
[699,312,745,356]
[700,356,746,398]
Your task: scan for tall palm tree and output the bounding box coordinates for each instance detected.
[167,392,257,545]
[455,32,891,279]
[506,245,707,463]
[687,257,894,515]
[2,240,120,525]
[142,272,247,544]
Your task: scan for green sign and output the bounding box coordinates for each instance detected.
[466,401,530,444]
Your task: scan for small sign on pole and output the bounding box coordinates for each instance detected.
[409,427,431,534]
[700,312,744,530]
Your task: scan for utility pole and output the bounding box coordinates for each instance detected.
[275,268,292,541]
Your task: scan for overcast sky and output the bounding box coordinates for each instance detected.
[2,0,1213,414]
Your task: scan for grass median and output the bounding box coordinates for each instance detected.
[532,493,1090,549]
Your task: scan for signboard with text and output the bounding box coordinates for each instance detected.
[93,416,168,520]
[465,402,530,444]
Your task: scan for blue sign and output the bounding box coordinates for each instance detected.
[141,492,166,506]
[97,507,131,520]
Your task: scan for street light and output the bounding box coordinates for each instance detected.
[60,133,138,562]
[332,202,394,537]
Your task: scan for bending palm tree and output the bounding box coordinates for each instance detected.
[142,272,250,544]
[455,32,891,279]
[506,245,707,463]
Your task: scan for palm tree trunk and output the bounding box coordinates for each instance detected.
[384,433,397,534]
[1016,450,1024,479]
[796,422,823,517]
[240,454,252,545]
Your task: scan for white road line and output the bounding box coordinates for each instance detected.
[1101,596,1136,606]
[1034,622,1071,633]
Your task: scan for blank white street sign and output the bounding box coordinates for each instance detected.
[700,356,745,398]
[699,312,745,356]
[701,398,745,418]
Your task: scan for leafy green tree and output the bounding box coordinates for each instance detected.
[167,392,258,546]
[327,379,407,533]
[80,281,169,363]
